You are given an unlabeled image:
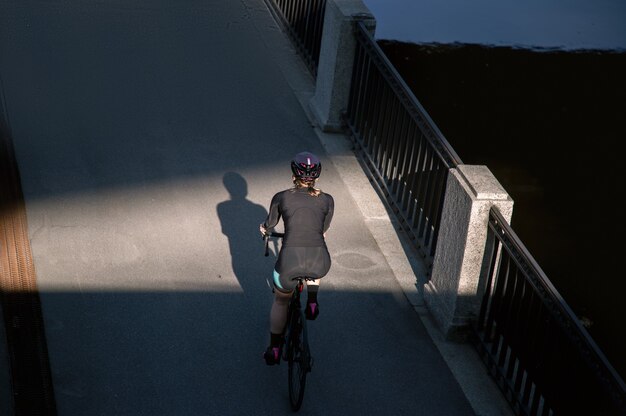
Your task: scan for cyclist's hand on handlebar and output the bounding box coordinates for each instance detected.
[260,223,267,237]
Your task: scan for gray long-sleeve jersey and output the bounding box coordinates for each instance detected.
[264,187,334,247]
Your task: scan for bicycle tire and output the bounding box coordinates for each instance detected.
[287,310,309,411]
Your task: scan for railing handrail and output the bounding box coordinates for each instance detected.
[485,206,626,410]
[344,19,462,264]
[353,21,462,169]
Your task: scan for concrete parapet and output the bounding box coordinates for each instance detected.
[309,0,375,132]
[425,165,514,341]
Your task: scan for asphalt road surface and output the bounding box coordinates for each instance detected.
[0,1,478,414]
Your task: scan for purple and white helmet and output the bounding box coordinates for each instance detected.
[291,151,322,181]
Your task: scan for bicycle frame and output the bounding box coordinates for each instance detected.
[262,231,313,410]
[282,280,310,363]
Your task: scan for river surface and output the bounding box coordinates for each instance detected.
[377,40,626,380]
[363,0,626,51]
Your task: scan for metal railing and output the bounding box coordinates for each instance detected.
[265,6,626,413]
[343,21,462,267]
[264,0,327,77]
[474,207,626,415]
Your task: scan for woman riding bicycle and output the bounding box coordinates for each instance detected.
[259,151,334,365]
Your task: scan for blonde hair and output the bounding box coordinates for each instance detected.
[293,177,321,197]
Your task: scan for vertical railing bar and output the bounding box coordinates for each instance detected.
[382,95,402,181]
[483,247,504,344]
[346,39,364,121]
[302,0,314,55]
[297,0,308,56]
[505,269,523,380]
[376,84,396,172]
[422,159,444,247]
[359,60,378,148]
[513,277,529,348]
[369,82,386,167]
[413,149,433,232]
[497,255,517,366]
[402,134,422,221]
[490,253,511,357]
[294,0,303,31]
[312,1,326,66]
[304,0,314,55]
[371,82,390,167]
[375,86,393,173]
[421,158,439,247]
[405,134,427,226]
[520,293,538,407]
[284,0,293,27]
[389,109,410,195]
[356,33,373,143]
[477,225,500,331]
[355,57,371,144]
[396,122,417,209]
[512,281,531,394]
[384,83,403,178]
[295,0,306,42]
[530,382,542,416]
[410,139,431,232]
[533,310,553,411]
[406,144,425,231]
[503,266,522,347]
[364,72,384,155]
[542,323,560,415]
[353,51,371,137]
[426,162,448,255]
[359,66,376,149]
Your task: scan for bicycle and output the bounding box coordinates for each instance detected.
[264,232,313,411]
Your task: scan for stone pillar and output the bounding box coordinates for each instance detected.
[309,0,375,132]
[424,165,514,341]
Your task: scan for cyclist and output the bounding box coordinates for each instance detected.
[259,151,334,366]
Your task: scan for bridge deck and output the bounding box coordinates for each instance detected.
[1,1,509,414]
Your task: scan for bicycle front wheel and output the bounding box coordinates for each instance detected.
[287,311,309,411]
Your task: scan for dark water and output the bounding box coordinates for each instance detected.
[378,41,626,379]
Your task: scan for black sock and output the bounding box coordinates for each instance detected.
[270,332,282,347]
[307,286,318,303]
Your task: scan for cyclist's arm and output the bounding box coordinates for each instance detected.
[263,192,282,233]
[323,194,334,234]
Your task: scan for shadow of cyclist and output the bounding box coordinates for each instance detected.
[216,172,272,298]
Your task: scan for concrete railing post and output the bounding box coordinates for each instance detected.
[309,0,375,132]
[425,165,514,341]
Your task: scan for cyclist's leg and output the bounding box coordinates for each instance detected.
[265,270,296,365]
[270,284,292,335]
[305,280,320,320]
[303,245,330,320]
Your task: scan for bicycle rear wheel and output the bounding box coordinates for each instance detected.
[287,311,309,411]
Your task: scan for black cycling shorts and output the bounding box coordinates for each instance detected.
[273,246,331,292]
